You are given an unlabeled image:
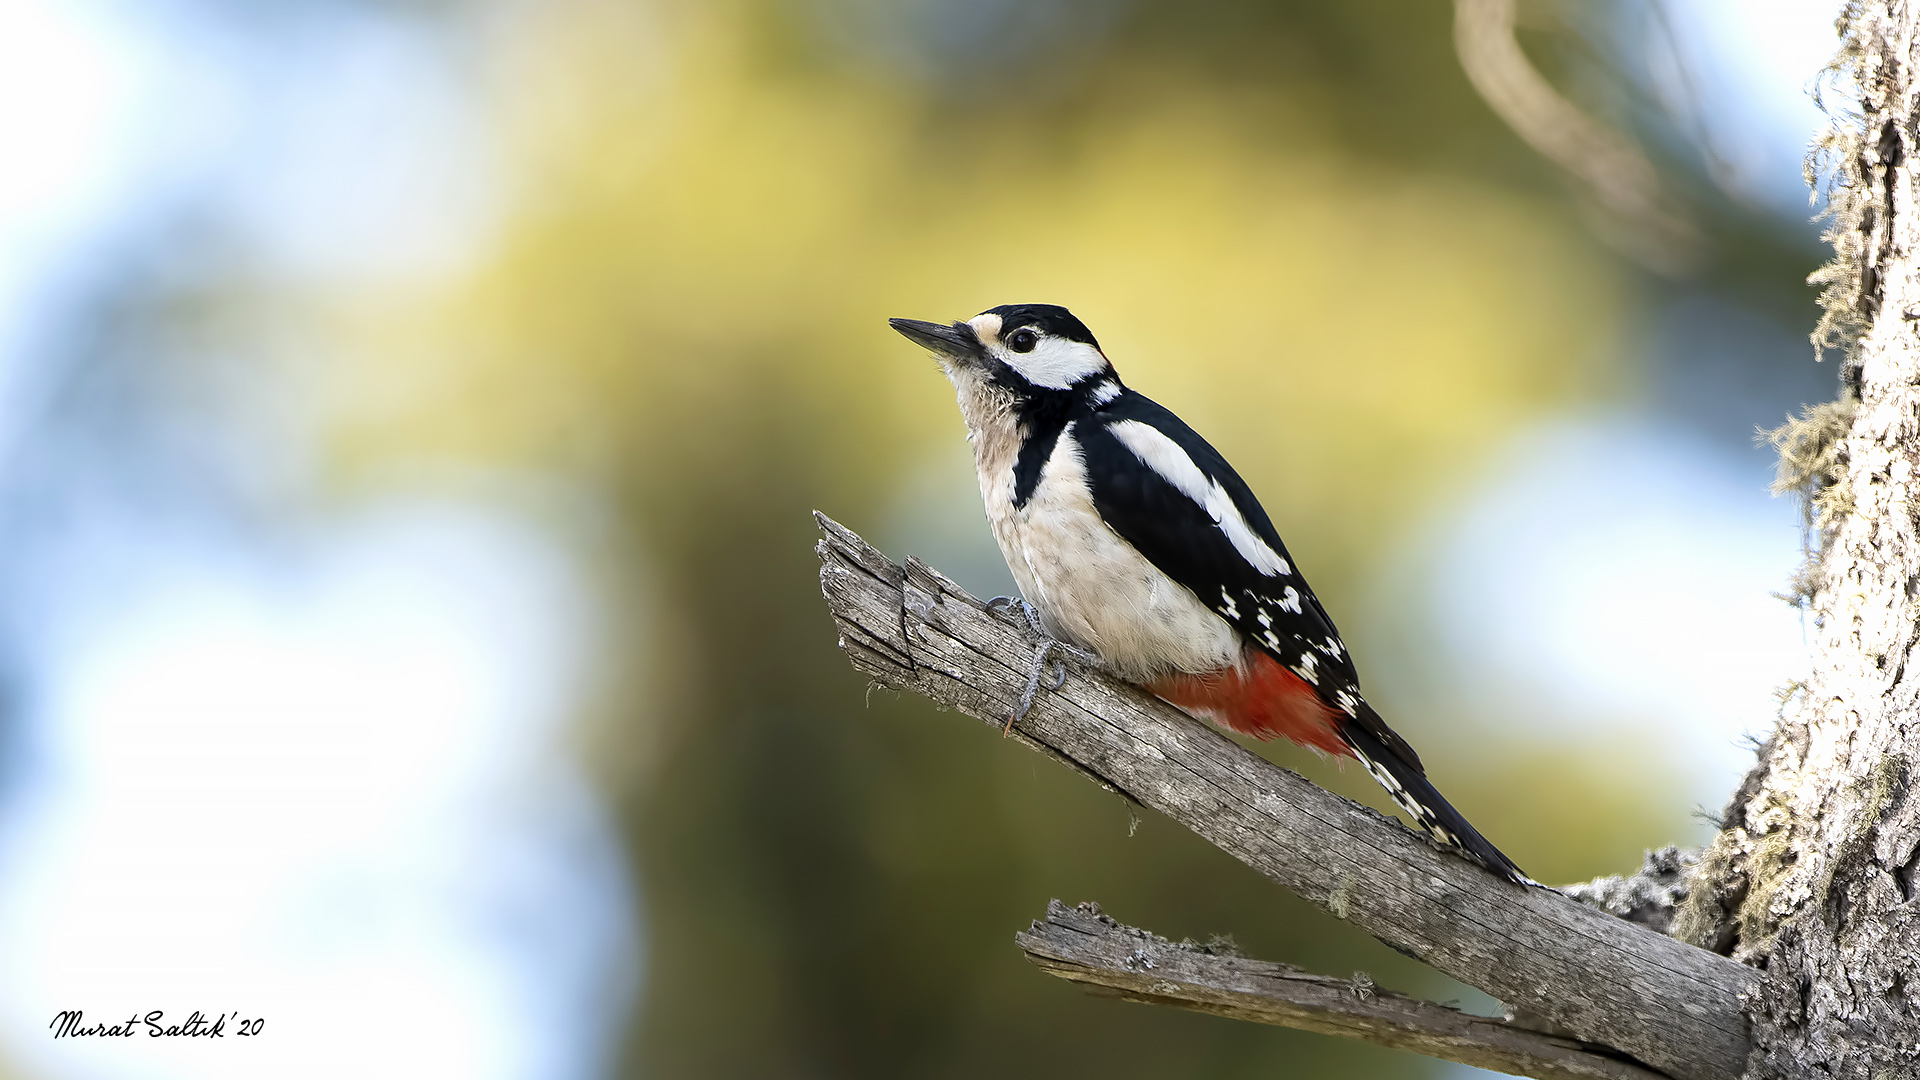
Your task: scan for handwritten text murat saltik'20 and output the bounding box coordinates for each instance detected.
[49,1010,265,1038]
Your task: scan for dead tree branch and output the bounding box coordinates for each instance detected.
[1452,0,1700,274]
[1018,899,1667,1080]
[815,511,1755,1080]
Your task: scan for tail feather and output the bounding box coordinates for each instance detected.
[1339,706,1530,885]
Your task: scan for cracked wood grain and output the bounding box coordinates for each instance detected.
[1018,900,1668,1080]
[815,511,1755,1080]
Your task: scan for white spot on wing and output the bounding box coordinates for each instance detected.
[1291,652,1319,685]
[1278,586,1302,614]
[1218,587,1240,619]
[1107,420,1293,577]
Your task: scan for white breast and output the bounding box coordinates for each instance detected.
[977,423,1242,682]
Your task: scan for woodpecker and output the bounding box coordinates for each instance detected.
[890,303,1528,883]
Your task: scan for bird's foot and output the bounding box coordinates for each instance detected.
[987,596,1098,736]
[1006,640,1069,736]
[985,594,1037,629]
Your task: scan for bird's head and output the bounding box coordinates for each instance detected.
[890,304,1115,402]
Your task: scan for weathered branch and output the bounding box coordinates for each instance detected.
[1018,899,1666,1080]
[815,512,1757,1080]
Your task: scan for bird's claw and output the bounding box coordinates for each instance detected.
[991,597,1091,737]
[1005,641,1063,736]
[987,594,1047,638]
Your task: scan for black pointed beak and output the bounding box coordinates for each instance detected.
[889,317,982,361]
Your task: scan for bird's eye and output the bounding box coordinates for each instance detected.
[1008,329,1039,353]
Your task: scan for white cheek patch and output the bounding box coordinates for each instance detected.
[1087,379,1122,405]
[1107,420,1293,578]
[1004,337,1108,390]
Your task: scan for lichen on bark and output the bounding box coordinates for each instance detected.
[1681,4,1920,1075]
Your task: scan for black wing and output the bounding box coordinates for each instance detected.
[1075,390,1528,882]
[1075,391,1368,717]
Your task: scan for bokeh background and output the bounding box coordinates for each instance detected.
[0,0,1843,1077]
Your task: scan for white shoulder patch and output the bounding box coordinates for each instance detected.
[1106,420,1292,577]
[1087,379,1122,405]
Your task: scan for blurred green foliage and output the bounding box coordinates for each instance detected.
[297,0,1814,1075]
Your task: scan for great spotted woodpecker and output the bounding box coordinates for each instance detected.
[891,303,1528,883]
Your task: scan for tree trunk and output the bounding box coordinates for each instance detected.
[1676,5,1920,1076]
